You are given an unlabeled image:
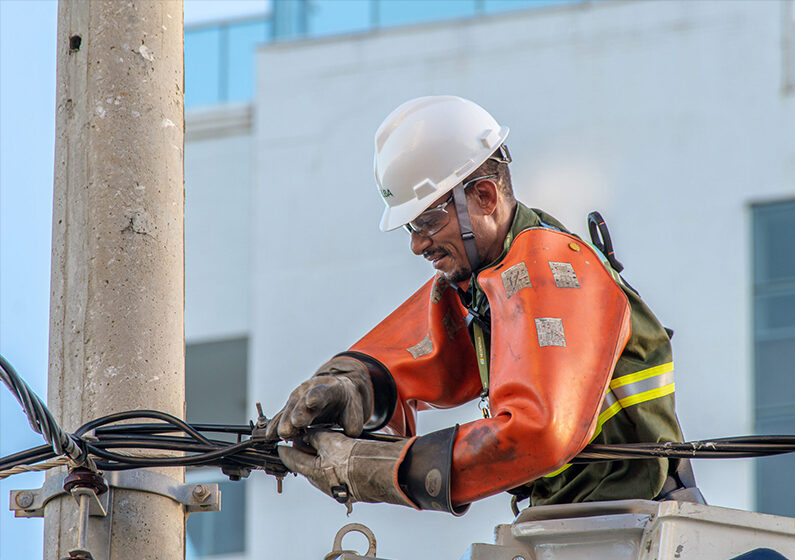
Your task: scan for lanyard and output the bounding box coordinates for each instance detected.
[469,229,516,420]
[473,321,491,418]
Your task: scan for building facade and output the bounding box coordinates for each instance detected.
[184,1,795,558]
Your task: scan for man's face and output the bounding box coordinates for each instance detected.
[408,193,472,284]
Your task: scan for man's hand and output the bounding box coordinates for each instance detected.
[278,429,415,509]
[265,357,374,441]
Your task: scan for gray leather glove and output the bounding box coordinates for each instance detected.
[265,357,374,441]
[278,429,416,511]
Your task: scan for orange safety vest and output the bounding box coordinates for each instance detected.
[349,227,632,507]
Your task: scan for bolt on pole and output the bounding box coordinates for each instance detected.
[46,1,185,559]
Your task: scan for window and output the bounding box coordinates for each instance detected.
[186,18,271,108]
[185,337,249,557]
[227,19,272,102]
[187,475,247,558]
[185,26,223,107]
[186,337,248,427]
[183,1,594,108]
[306,0,371,37]
[483,0,583,15]
[753,200,795,517]
[378,0,476,28]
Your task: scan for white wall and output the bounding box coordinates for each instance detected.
[238,1,794,558]
[185,106,253,343]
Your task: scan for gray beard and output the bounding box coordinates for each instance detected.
[423,247,472,284]
[443,265,472,284]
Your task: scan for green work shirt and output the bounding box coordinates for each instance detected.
[460,202,684,505]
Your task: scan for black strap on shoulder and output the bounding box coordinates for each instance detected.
[587,211,624,273]
[587,210,642,297]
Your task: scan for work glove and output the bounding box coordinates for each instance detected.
[278,429,416,511]
[265,357,374,441]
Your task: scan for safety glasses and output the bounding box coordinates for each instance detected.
[403,174,497,237]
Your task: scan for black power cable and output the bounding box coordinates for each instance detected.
[2,353,795,481]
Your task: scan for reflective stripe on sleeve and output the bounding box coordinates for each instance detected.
[542,362,675,478]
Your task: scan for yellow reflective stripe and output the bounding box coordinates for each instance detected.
[597,400,624,428]
[583,400,621,445]
[594,383,675,435]
[617,382,675,409]
[610,362,673,389]
[542,366,675,479]
[612,371,673,402]
[544,462,572,477]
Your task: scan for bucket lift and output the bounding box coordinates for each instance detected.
[327,501,794,560]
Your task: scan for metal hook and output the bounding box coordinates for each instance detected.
[324,523,377,559]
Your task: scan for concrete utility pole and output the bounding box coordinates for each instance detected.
[45,1,185,558]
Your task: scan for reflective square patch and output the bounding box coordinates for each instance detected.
[549,261,580,288]
[535,318,566,347]
[501,262,532,299]
[407,334,433,359]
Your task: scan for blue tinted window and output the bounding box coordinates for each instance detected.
[186,480,246,557]
[377,0,477,28]
[185,27,222,108]
[756,416,795,519]
[754,201,795,284]
[755,336,795,412]
[227,20,271,102]
[185,339,248,557]
[308,0,372,36]
[484,0,582,14]
[753,200,795,517]
[755,291,795,335]
[186,338,248,426]
[185,2,596,108]
[273,0,308,39]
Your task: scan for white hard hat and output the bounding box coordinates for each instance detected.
[374,96,510,232]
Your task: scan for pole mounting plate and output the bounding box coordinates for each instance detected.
[9,470,220,517]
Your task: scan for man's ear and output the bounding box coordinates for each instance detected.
[472,179,499,216]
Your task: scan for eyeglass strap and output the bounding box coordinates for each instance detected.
[451,183,482,272]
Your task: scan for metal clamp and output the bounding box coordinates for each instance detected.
[10,470,220,517]
[105,470,221,514]
[10,472,105,518]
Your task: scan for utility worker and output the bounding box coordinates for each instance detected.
[271,96,700,515]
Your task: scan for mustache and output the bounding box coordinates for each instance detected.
[423,248,449,261]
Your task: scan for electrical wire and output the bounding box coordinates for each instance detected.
[2,353,795,482]
[576,436,795,461]
[0,355,93,469]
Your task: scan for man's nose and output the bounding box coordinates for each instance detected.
[409,230,432,255]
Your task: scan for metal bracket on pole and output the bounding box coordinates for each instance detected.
[9,470,221,518]
[9,472,105,518]
[105,470,222,514]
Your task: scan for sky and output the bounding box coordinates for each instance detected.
[0,2,267,557]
